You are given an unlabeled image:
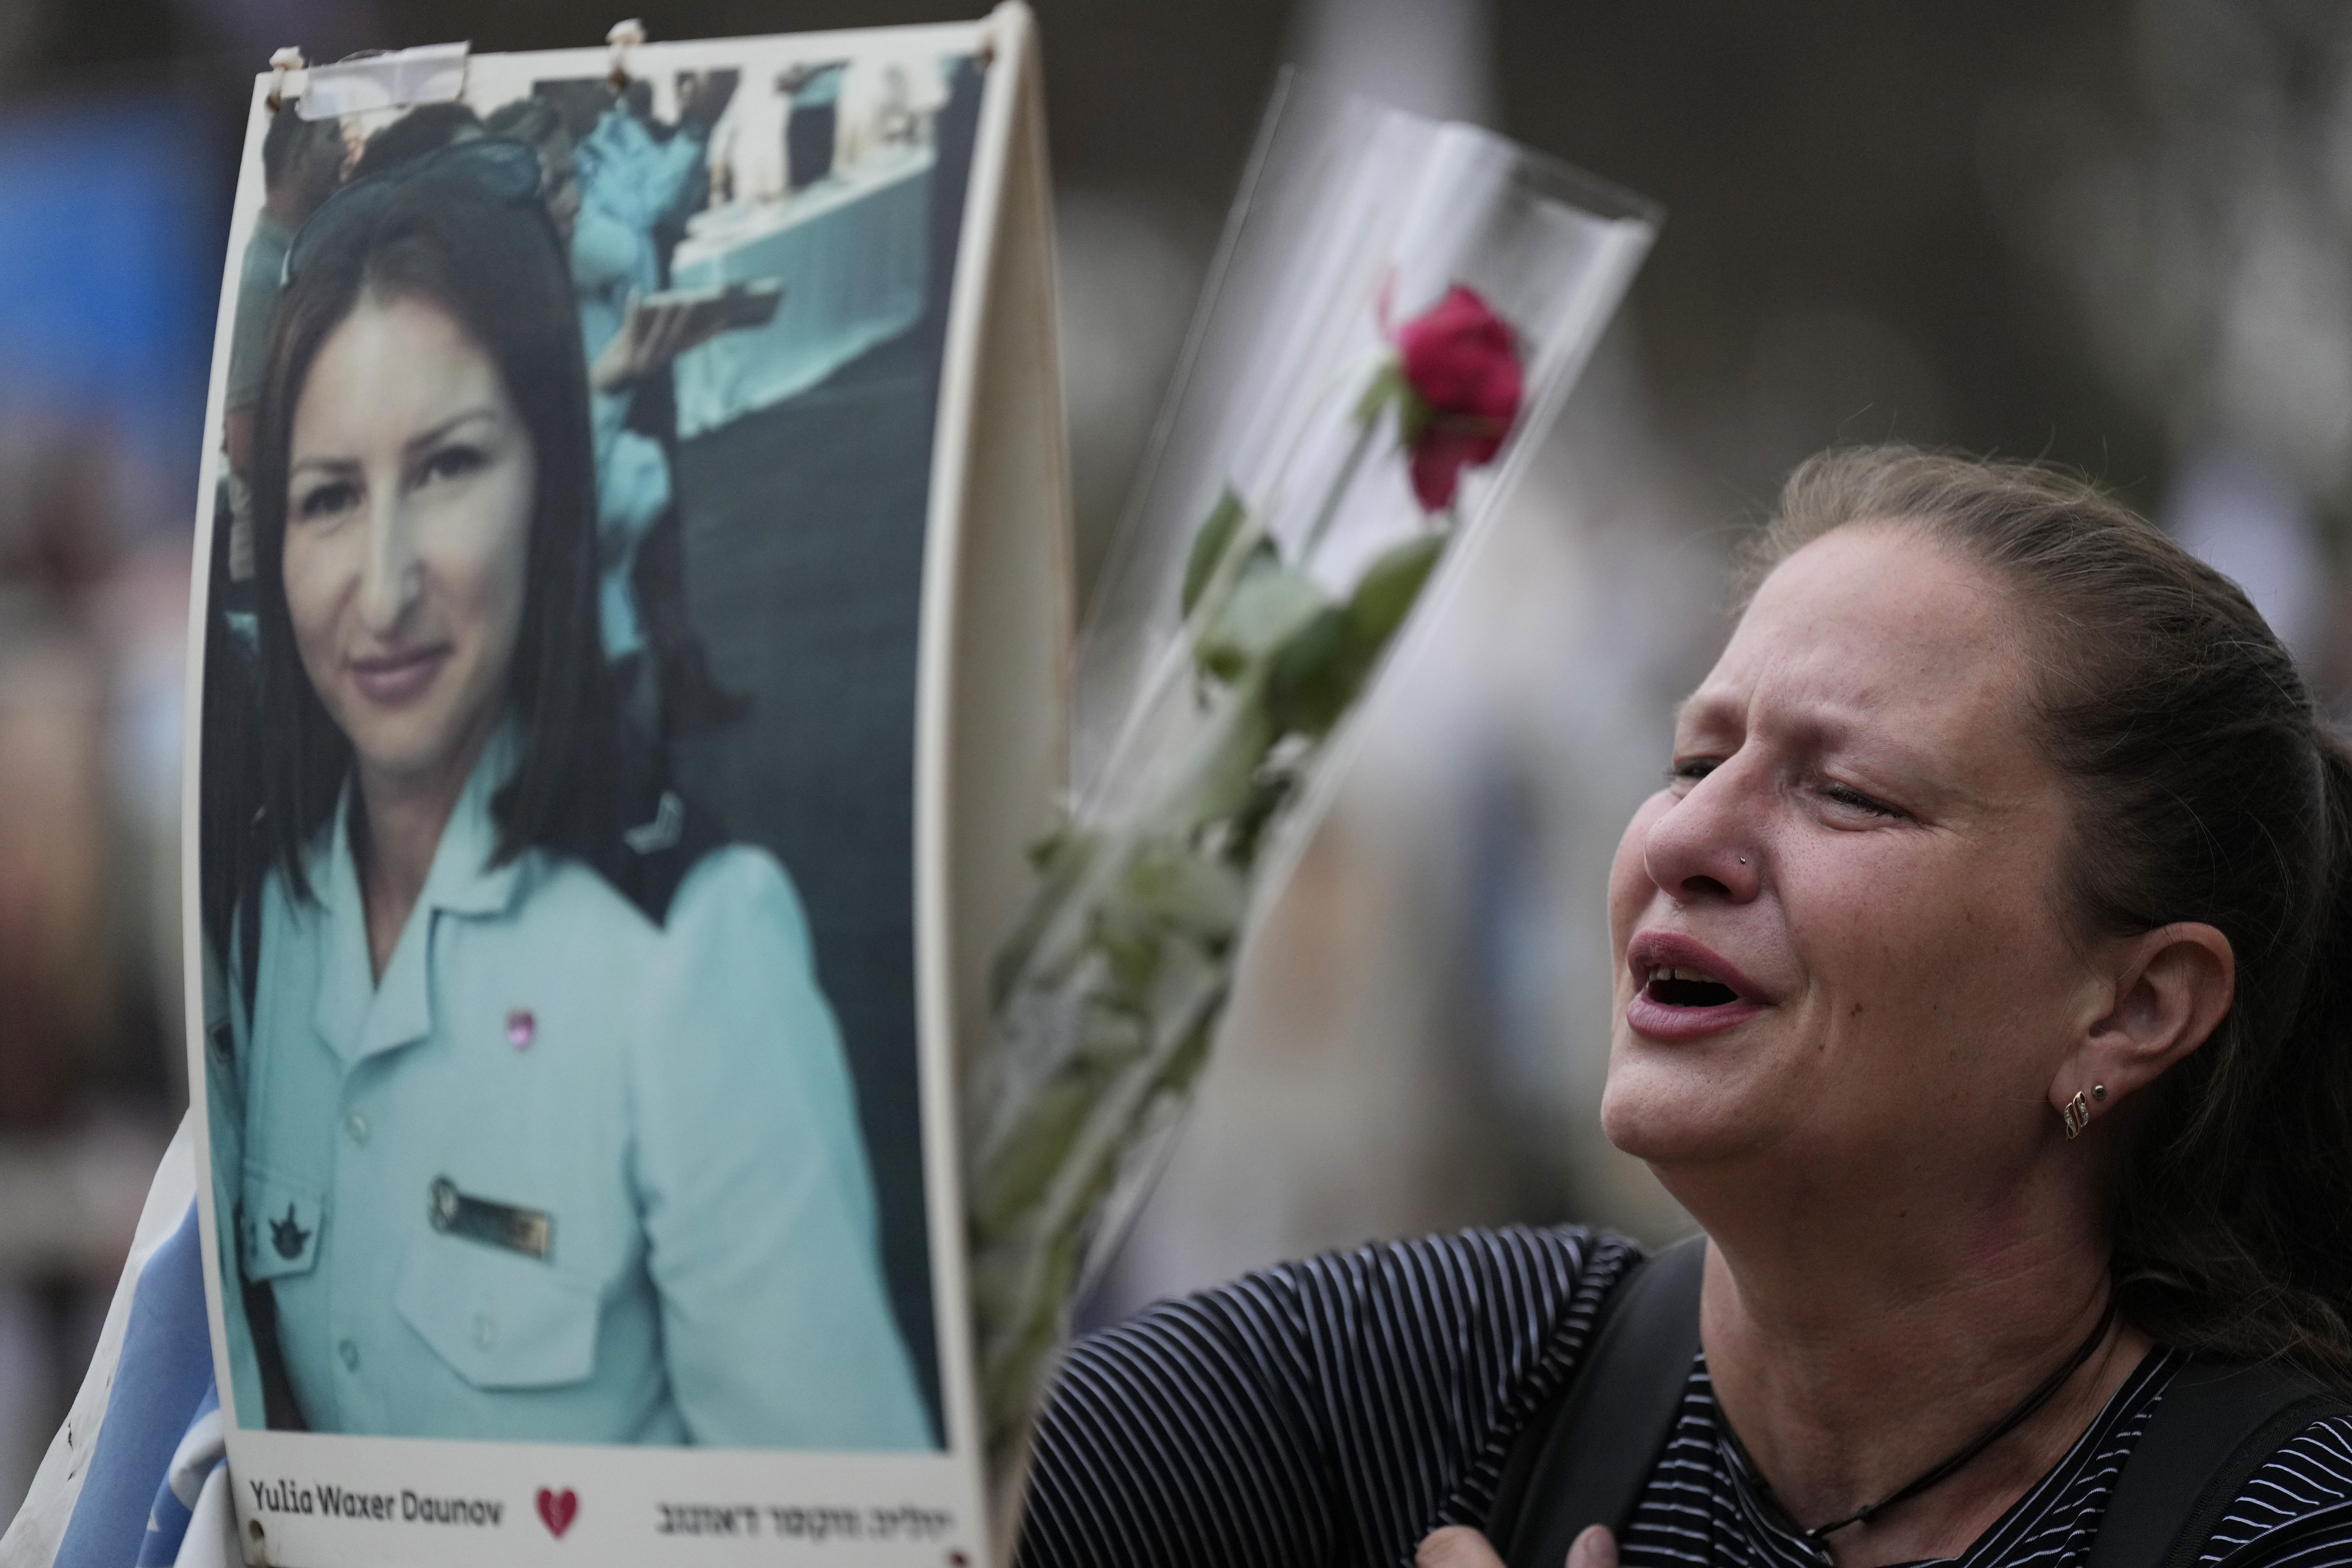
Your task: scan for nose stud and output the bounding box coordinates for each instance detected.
[1737,855,1748,865]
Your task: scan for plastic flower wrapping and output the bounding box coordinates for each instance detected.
[967,77,1658,1504]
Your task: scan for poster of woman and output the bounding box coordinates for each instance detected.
[187,9,1066,1562]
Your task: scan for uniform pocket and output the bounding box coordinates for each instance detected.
[241,1168,325,1282]
[393,1236,600,1390]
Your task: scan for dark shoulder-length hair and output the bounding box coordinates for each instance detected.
[1749,445,2352,1392]
[249,165,612,901]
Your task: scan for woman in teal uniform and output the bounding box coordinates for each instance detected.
[210,141,931,1449]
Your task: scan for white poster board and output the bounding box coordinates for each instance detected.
[180,8,1068,1563]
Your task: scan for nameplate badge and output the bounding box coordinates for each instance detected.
[429,1176,553,1261]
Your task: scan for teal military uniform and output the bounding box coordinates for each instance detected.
[216,728,931,1448]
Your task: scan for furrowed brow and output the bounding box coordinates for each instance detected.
[1673,687,1740,734]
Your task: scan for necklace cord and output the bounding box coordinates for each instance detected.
[1729,1294,2122,1545]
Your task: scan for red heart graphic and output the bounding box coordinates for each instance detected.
[535,1488,578,1539]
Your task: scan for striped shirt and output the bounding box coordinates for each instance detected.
[1016,1226,2352,1568]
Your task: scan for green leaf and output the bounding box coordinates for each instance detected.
[1220,767,1298,870]
[1089,909,1163,1003]
[1073,996,1149,1068]
[1266,533,1447,739]
[992,829,1102,1008]
[1164,676,1278,828]
[1395,382,1435,449]
[1116,840,1248,945]
[1196,563,1329,675]
[1025,827,1091,873]
[1265,605,1354,738]
[1199,644,1249,684]
[1153,1010,1221,1098]
[1346,531,1445,649]
[970,1073,1096,1243]
[1181,488,1249,618]
[1353,357,1406,427]
[978,1219,1081,1435]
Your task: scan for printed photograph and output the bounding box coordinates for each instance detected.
[194,37,983,1450]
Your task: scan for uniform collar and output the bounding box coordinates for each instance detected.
[310,722,529,1066]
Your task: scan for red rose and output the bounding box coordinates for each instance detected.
[1395,285,1523,511]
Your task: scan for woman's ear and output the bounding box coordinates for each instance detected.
[2051,922,2234,1120]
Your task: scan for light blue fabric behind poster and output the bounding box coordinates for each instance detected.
[53,1207,215,1568]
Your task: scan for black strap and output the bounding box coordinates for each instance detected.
[2086,1359,2350,1568]
[1487,1235,1707,1568]
[1488,1247,2348,1568]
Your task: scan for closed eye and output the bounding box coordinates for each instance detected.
[1669,758,1721,785]
[1822,782,1906,819]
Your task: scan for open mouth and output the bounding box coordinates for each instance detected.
[1642,965,1742,1008]
[1625,935,1764,1037]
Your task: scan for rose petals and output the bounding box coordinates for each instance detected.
[1394,285,1523,510]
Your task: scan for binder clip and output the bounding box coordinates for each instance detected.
[609,19,645,91]
[266,47,305,113]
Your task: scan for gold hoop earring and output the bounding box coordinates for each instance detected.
[2062,1090,2091,1139]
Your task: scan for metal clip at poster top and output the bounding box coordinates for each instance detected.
[266,48,304,112]
[608,19,646,90]
[278,40,472,121]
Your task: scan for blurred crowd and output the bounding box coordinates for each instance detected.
[0,0,2348,1521]
[0,86,217,1513]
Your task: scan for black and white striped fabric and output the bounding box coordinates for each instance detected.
[1015,1226,2352,1568]
[1624,1349,2352,1566]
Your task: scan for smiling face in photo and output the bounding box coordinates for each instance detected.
[1601,523,2104,1184]
[281,290,538,803]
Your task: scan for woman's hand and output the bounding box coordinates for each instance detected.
[1416,1524,1619,1568]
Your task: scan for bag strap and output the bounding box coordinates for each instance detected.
[1481,1254,1645,1547]
[2087,1358,2350,1568]
[1489,1254,2347,1568]
[1487,1234,1708,1568]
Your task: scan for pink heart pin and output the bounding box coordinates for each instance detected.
[507,1009,536,1050]
[535,1486,577,1538]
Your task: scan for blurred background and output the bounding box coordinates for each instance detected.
[1,0,2348,1517]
